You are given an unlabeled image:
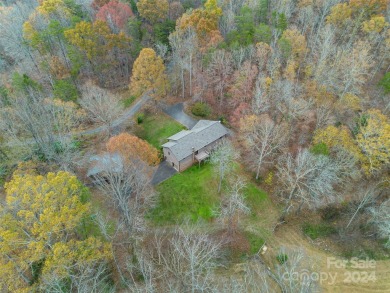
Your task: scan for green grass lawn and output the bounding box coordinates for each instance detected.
[149,162,270,225]
[135,113,185,149]
[245,183,269,213]
[303,222,337,240]
[149,163,219,223]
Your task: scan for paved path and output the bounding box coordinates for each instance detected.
[81,94,150,135]
[5,94,150,147]
[151,161,177,185]
[163,103,198,129]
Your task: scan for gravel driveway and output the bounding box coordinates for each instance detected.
[163,103,198,129]
[151,161,177,185]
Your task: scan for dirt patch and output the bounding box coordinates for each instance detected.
[262,222,390,292]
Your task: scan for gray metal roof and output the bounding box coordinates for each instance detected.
[87,153,123,177]
[162,120,228,161]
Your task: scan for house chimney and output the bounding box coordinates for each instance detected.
[192,147,195,162]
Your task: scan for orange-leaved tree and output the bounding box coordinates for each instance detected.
[107,132,160,165]
[176,0,222,49]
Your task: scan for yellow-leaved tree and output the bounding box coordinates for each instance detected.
[137,0,169,24]
[313,125,364,162]
[356,109,390,173]
[0,170,111,292]
[130,48,167,98]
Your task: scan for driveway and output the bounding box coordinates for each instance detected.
[81,94,150,135]
[163,103,198,129]
[151,161,177,185]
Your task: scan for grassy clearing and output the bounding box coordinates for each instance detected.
[245,183,269,215]
[135,113,185,149]
[80,188,117,239]
[245,231,266,255]
[303,222,337,240]
[149,161,271,227]
[149,163,219,223]
[122,95,136,108]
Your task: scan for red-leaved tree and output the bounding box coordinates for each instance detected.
[96,0,133,32]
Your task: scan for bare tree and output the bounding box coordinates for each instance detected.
[369,198,390,248]
[217,259,272,293]
[0,86,83,168]
[276,149,351,218]
[169,27,198,98]
[210,139,238,193]
[79,82,123,136]
[0,1,40,72]
[346,184,380,229]
[207,49,233,109]
[91,153,154,235]
[147,226,222,293]
[273,247,319,293]
[315,105,334,129]
[245,114,288,179]
[217,176,250,240]
[40,262,114,293]
[270,79,312,121]
[216,247,319,293]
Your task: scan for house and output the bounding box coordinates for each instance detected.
[162,120,229,171]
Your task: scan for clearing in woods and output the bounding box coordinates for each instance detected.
[251,204,390,292]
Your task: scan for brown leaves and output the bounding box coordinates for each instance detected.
[107,132,160,166]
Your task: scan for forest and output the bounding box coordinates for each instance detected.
[0,0,389,292]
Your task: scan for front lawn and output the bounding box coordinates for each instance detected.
[135,113,185,149]
[149,163,219,223]
[149,162,270,225]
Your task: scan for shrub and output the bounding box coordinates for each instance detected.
[137,113,145,124]
[277,253,288,264]
[379,72,390,94]
[264,171,274,185]
[303,223,337,240]
[191,102,211,117]
[310,143,329,156]
[320,205,342,221]
[53,79,78,101]
[218,116,228,125]
[123,95,136,108]
[245,232,265,255]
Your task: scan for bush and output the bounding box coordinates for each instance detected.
[303,223,337,240]
[137,113,145,124]
[123,95,136,108]
[191,102,211,117]
[53,79,78,101]
[277,253,288,264]
[310,143,329,156]
[254,23,272,44]
[320,205,342,222]
[245,232,265,255]
[218,116,228,125]
[379,72,390,94]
